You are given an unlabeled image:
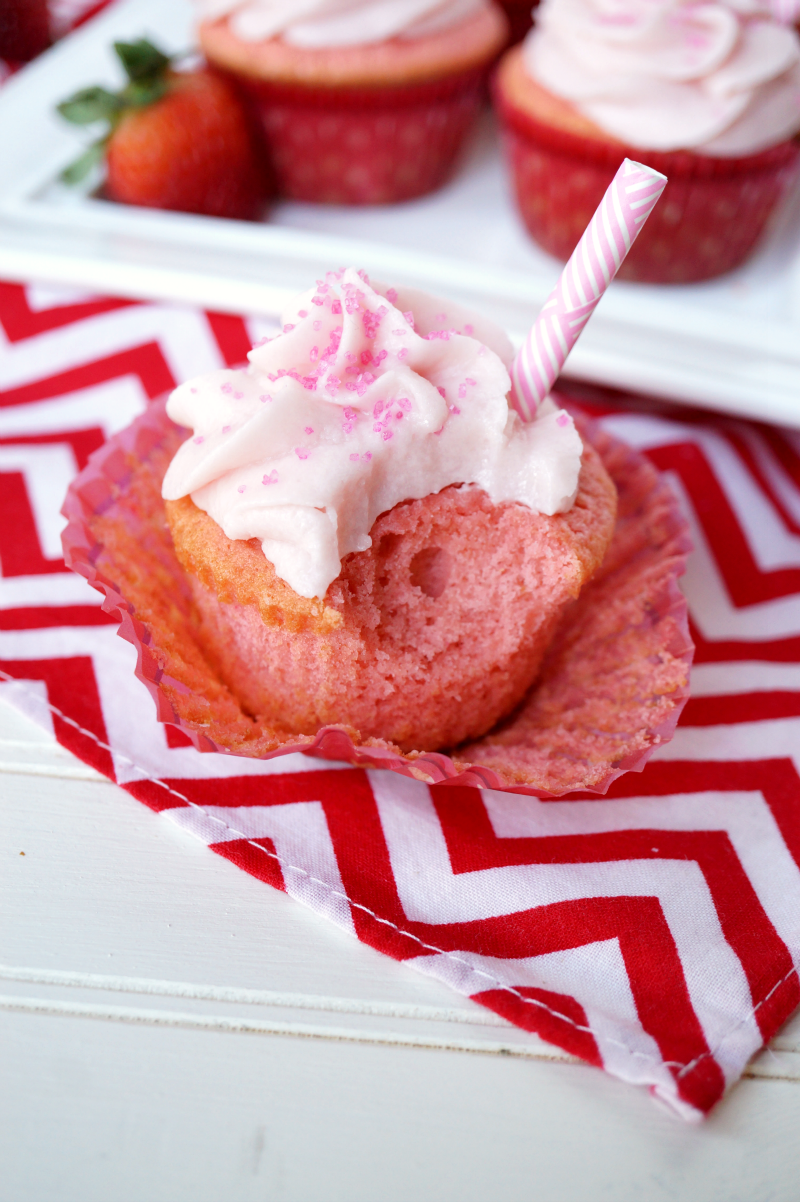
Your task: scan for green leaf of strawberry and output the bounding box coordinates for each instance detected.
[113,38,171,84]
[57,86,123,126]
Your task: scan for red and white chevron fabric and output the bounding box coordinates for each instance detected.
[2,280,800,1122]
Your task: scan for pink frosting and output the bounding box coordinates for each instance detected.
[162,269,583,601]
[523,0,800,155]
[195,0,486,47]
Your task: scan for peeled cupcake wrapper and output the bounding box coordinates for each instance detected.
[62,397,693,797]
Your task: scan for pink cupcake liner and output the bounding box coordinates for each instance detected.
[494,82,800,284]
[61,397,693,797]
[234,66,488,205]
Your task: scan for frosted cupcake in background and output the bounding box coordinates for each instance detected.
[493,0,800,282]
[196,0,510,204]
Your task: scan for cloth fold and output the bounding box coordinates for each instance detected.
[1,281,799,1119]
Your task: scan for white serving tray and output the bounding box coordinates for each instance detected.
[1,0,800,426]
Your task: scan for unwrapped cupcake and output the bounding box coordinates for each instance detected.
[493,0,800,282]
[161,268,617,752]
[196,0,510,204]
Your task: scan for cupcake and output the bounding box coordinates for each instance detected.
[195,0,510,204]
[493,0,800,283]
[159,268,617,753]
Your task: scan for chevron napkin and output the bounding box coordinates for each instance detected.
[2,280,800,1121]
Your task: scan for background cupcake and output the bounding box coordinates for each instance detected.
[197,0,510,204]
[493,0,800,283]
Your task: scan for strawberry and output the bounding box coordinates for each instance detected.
[58,39,270,219]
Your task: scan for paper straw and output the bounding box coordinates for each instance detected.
[510,158,667,422]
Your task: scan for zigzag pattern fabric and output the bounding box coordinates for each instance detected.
[510,160,667,421]
[2,281,800,1120]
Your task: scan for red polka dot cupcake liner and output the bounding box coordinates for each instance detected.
[62,396,693,797]
[235,66,488,205]
[494,87,800,284]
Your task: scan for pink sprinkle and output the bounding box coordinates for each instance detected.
[360,350,372,366]
[343,407,357,420]
[345,351,356,363]
[395,411,403,420]
[382,429,393,441]
[458,384,467,399]
[326,376,341,394]
[311,296,324,307]
[349,452,360,461]
[283,323,295,333]
[331,299,342,315]
[298,309,308,318]
[373,422,383,433]
[449,405,461,415]
[304,426,314,435]
[233,391,243,400]
[464,324,474,336]
[190,387,197,393]
[435,312,447,324]
[222,425,231,434]
[313,319,322,330]
[262,471,278,485]
[254,336,269,347]
[403,311,415,330]
[557,412,570,427]
[295,447,309,460]
[397,348,408,360]
[398,397,412,412]
[373,399,385,417]
[363,452,372,461]
[237,485,246,493]
[309,346,319,361]
[193,435,204,444]
[221,383,233,394]
[386,287,398,304]
[465,377,476,386]
[437,387,446,399]
[259,394,271,403]
[392,329,407,337]
[374,350,387,365]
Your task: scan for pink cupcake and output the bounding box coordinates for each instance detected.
[196,0,510,204]
[493,0,800,283]
[62,269,693,795]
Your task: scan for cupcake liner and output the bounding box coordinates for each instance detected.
[61,397,693,797]
[234,66,488,205]
[494,85,800,284]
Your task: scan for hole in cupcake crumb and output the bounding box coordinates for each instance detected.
[410,547,451,599]
[378,533,400,558]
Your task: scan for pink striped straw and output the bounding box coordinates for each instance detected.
[510,158,667,422]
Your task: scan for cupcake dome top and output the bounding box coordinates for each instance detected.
[195,0,493,46]
[523,0,800,154]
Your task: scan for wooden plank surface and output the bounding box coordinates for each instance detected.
[3,698,800,1202]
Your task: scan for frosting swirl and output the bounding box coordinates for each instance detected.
[523,0,800,154]
[195,0,486,47]
[162,269,583,600]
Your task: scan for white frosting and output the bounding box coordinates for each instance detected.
[162,269,583,601]
[195,0,486,48]
[523,0,800,155]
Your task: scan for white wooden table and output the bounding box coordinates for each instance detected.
[3,698,800,1202]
